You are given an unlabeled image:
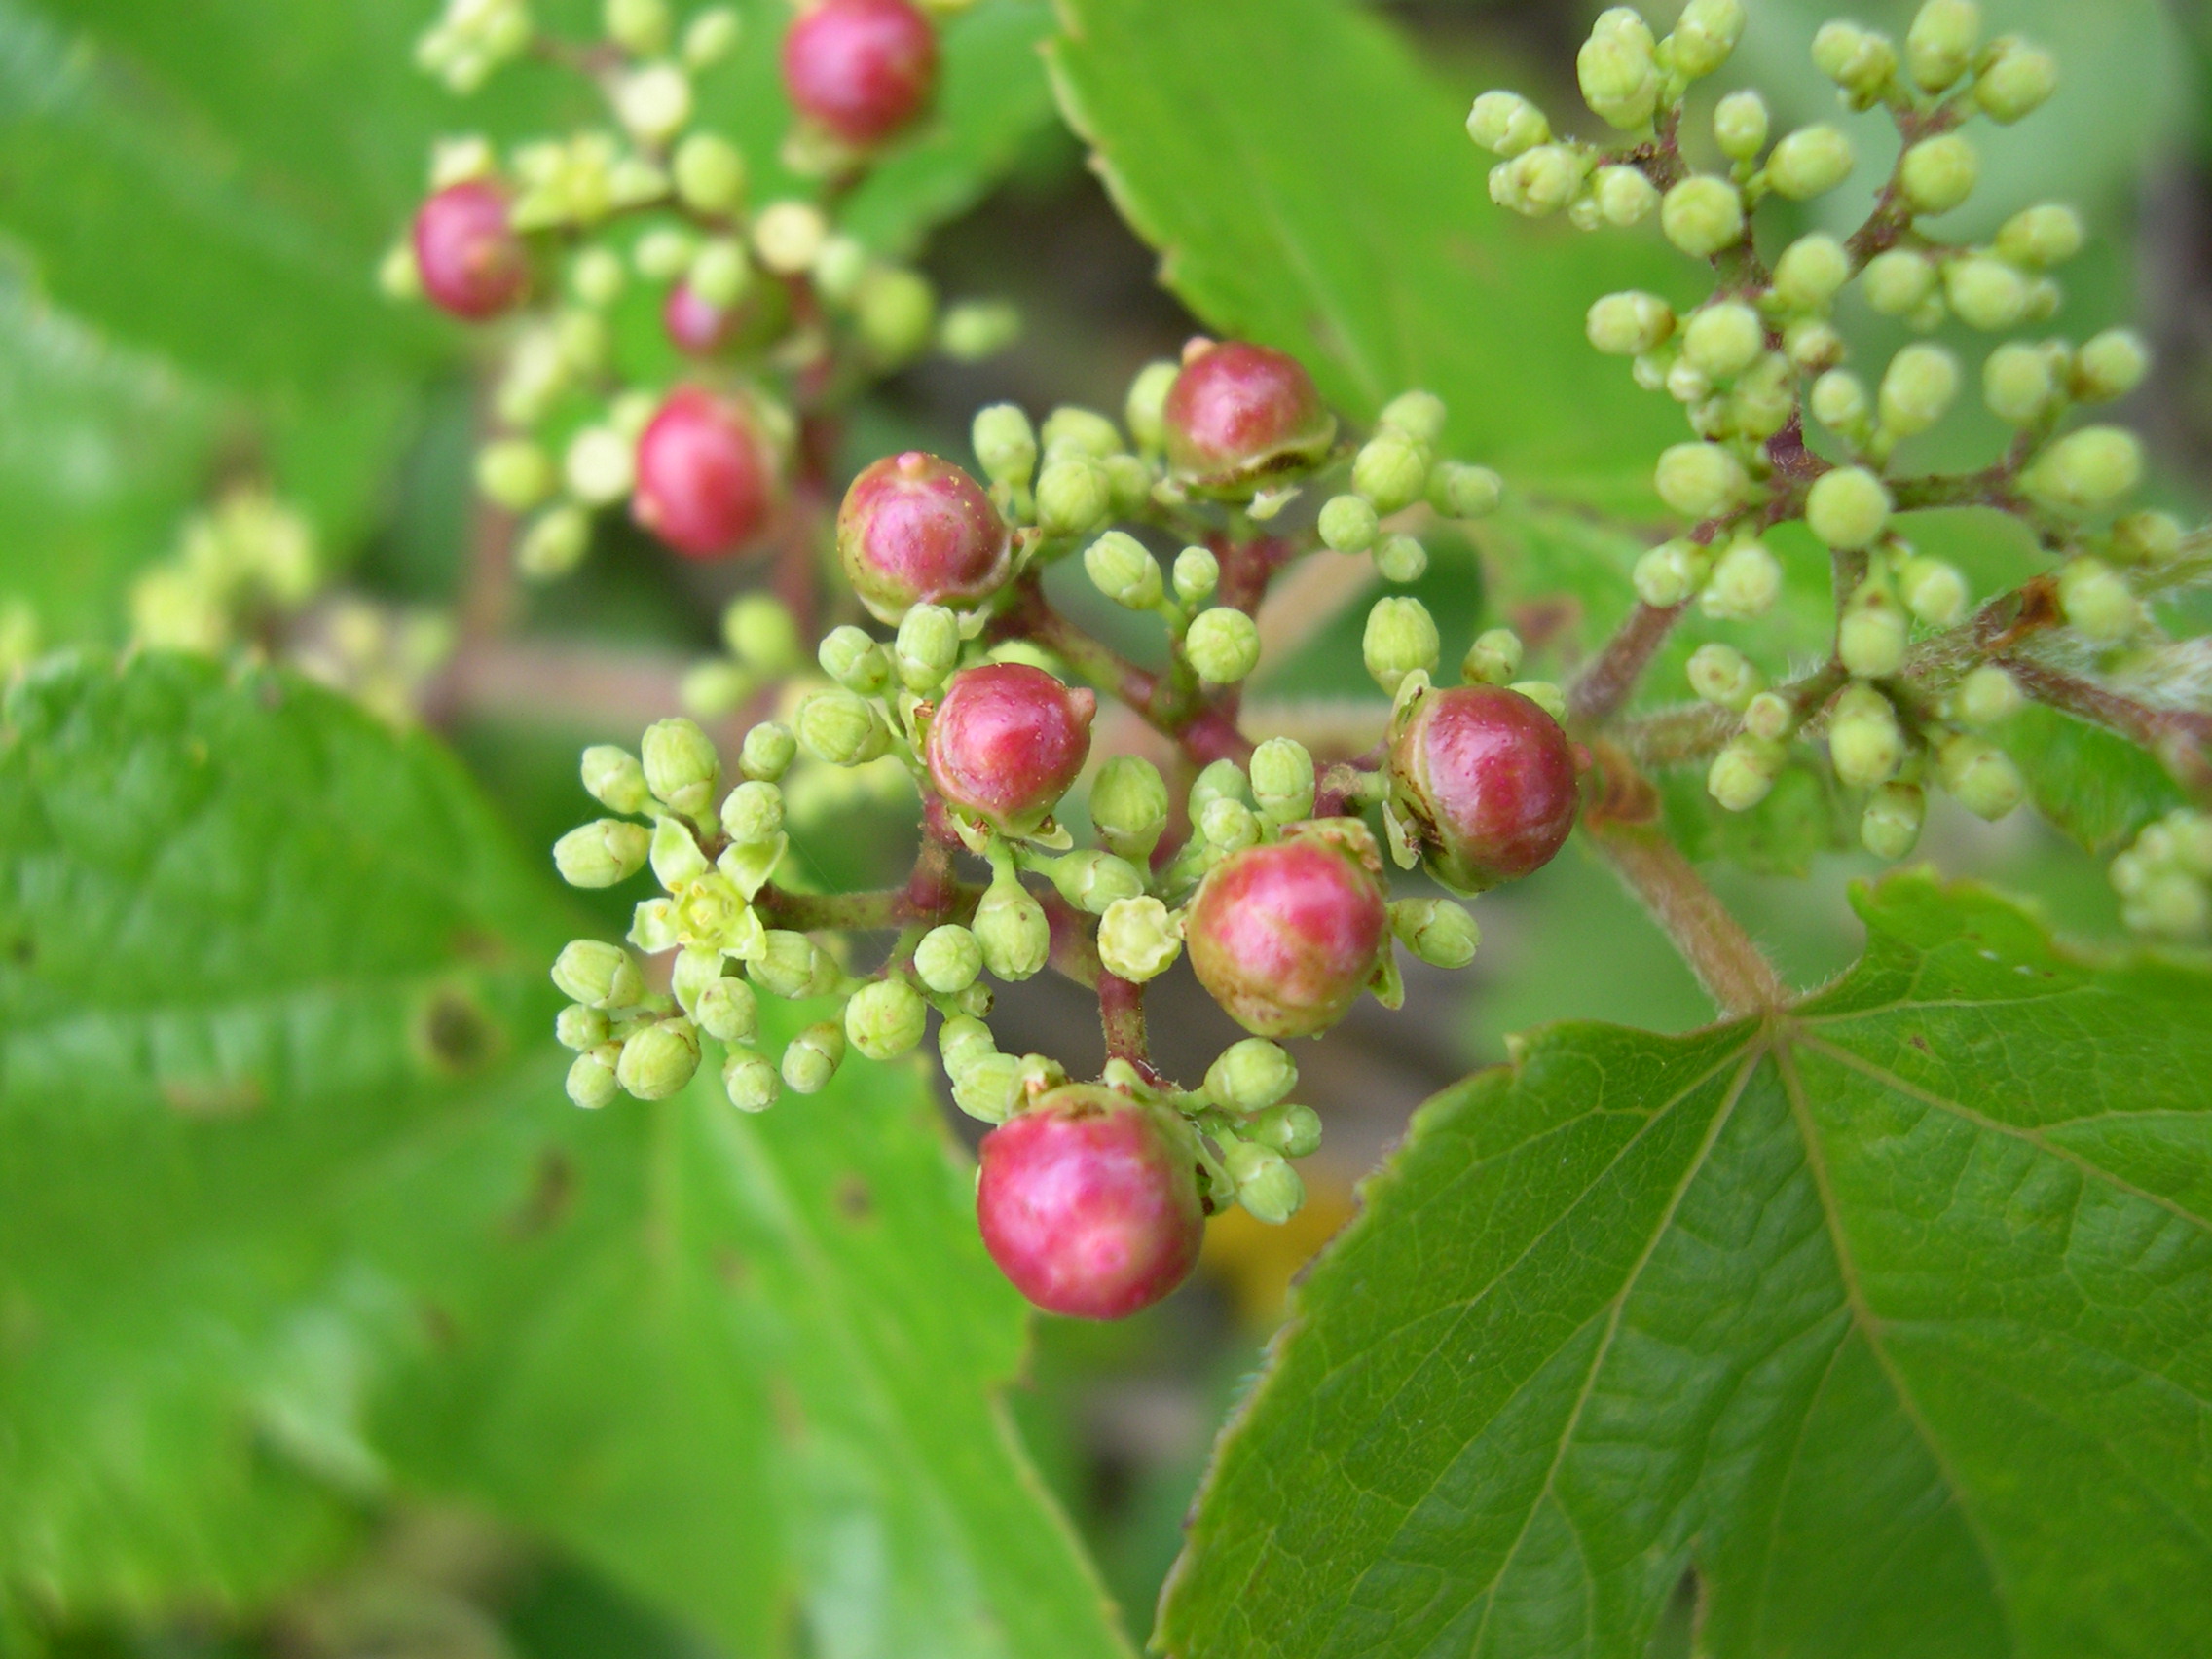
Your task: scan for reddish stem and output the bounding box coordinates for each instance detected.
[1098,973,1163,1086]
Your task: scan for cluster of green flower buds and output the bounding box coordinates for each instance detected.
[129,488,321,657]
[1313,389,1502,583]
[2111,809,2212,940]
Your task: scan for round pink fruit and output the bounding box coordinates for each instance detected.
[925,663,1095,830]
[1161,340,1336,496]
[632,387,776,560]
[413,180,529,320]
[1187,835,1388,1038]
[781,0,939,147]
[1388,684,1581,892]
[836,451,1011,623]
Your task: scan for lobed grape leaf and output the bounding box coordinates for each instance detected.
[0,653,1131,1659]
[1161,871,2212,1659]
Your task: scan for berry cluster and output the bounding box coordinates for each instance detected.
[1471,0,2207,879]
[389,0,1010,579]
[549,341,1586,1317]
[2111,809,2212,940]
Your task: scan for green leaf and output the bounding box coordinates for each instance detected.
[1657,758,1854,878]
[1161,872,2212,1658]
[1999,702,2188,857]
[0,654,1131,1659]
[1045,0,1684,493]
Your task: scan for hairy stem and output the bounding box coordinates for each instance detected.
[1585,818,1788,1015]
[2001,655,2212,805]
[1567,601,1686,729]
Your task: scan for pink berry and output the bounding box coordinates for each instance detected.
[925,663,1095,830]
[662,281,737,355]
[1161,340,1336,496]
[977,1086,1204,1319]
[633,387,776,560]
[1387,685,1581,892]
[1186,834,1388,1039]
[412,180,529,321]
[781,0,939,147]
[836,451,1011,623]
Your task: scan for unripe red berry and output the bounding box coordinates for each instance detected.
[977,1086,1204,1319]
[781,0,939,147]
[1161,340,1336,496]
[412,180,529,320]
[925,662,1095,830]
[633,387,776,560]
[662,281,736,355]
[836,451,1012,623]
[1387,684,1581,892]
[1187,834,1388,1038]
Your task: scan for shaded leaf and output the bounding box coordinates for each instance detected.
[1999,702,2188,857]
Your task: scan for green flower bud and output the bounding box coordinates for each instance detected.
[1490,144,1588,217]
[1899,133,1978,215]
[1994,203,2083,269]
[843,977,928,1062]
[795,690,891,767]
[1805,467,1892,550]
[2111,510,2184,565]
[557,1004,610,1051]
[682,5,739,67]
[1809,370,1869,436]
[1198,798,1259,856]
[1879,343,1961,437]
[553,939,646,1010]
[605,0,670,54]
[1389,897,1481,969]
[1772,234,1849,311]
[1862,781,1927,859]
[1839,576,1909,679]
[1035,456,1112,536]
[1905,0,1980,92]
[1186,607,1262,684]
[1899,555,1969,627]
[1045,849,1145,915]
[568,1048,621,1109]
[1577,11,1660,129]
[1223,1139,1304,1225]
[476,439,555,513]
[855,266,936,366]
[642,717,721,819]
[2022,426,2144,513]
[1708,737,1782,811]
[673,132,746,214]
[951,1051,1022,1124]
[576,746,647,818]
[1654,441,1749,519]
[939,300,1021,363]
[1975,35,2058,124]
[517,505,591,579]
[686,236,752,310]
[739,721,797,784]
[1937,733,2024,820]
[1688,643,1763,710]
[938,1012,996,1077]
[555,818,652,888]
[1172,545,1220,605]
[1449,627,1518,686]
[1681,303,1764,381]
[1379,389,1447,444]
[1374,534,1428,584]
[1206,1037,1298,1113]
[1038,406,1121,461]
[913,924,983,995]
[1633,538,1711,608]
[713,1046,774,1112]
[2123,869,2212,940]
[2058,557,2138,641]
[818,624,892,694]
[2074,330,2150,403]
[717,780,782,847]
[694,975,759,1045]
[635,226,695,280]
[711,599,790,680]
[563,425,633,507]
[1250,737,1318,825]
[1768,126,1854,200]
[1953,665,2021,728]
[1712,90,1769,162]
[1353,432,1431,514]
[1743,690,1795,743]
[1317,493,1381,554]
[618,1017,702,1101]
[1091,756,1169,862]
[972,403,1039,495]
[888,603,962,693]
[780,1020,845,1094]
[1593,165,1660,226]
[1247,1101,1323,1160]
[1466,90,1552,157]
[1673,0,1746,76]
[1124,361,1181,453]
[974,868,1049,981]
[1097,895,1181,982]
[1942,257,2027,332]
[1700,539,1782,621]
[744,930,819,1001]
[1812,21,1897,100]
[1862,249,1936,316]
[1363,596,1441,694]
[1082,530,1163,609]
[1983,342,2055,424]
[1828,684,1905,788]
[1660,175,1746,257]
[1431,462,1503,520]
[1509,680,1567,723]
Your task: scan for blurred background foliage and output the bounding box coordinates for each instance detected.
[0,0,2203,1654]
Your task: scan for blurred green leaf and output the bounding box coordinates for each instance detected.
[1163,873,2212,1658]
[1658,758,1854,877]
[1045,0,1683,494]
[1998,701,2188,856]
[0,654,1131,1659]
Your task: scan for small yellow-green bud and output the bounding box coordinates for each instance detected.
[1701,539,1782,621]
[1812,21,1897,100]
[939,300,1021,362]
[2111,510,2184,565]
[818,624,891,695]
[694,975,758,1044]
[1578,12,1660,129]
[1223,1140,1305,1225]
[1810,370,1870,436]
[1743,690,1795,743]
[1363,596,1441,694]
[2073,330,2150,403]
[619,1018,702,1101]
[1187,607,1262,684]
[749,930,824,1001]
[1491,145,1589,217]
[555,818,651,888]
[1035,456,1111,535]
[1083,531,1163,609]
[1510,680,1567,722]
[1206,1037,1298,1113]
[1862,249,1936,317]
[1461,627,1523,686]
[1379,390,1447,445]
[1593,165,1660,226]
[1633,539,1712,608]
[1771,234,1849,311]
[553,939,645,1010]
[1975,35,2058,124]
[817,240,872,307]
[1246,1100,1323,1159]
[517,502,591,581]
[739,721,796,784]
[949,1051,1021,1123]
[1171,545,1219,605]
[1879,343,1961,437]
[893,604,963,692]
[1768,126,1854,201]
[1201,797,1262,854]
[1898,555,1969,627]
[1317,493,1381,554]
[1937,733,2024,820]
[1587,292,1675,357]
[568,1049,621,1109]
[1942,257,2027,332]
[1682,303,1764,380]
[1995,203,2083,269]
[1041,405,1124,461]
[605,0,671,54]
[1190,758,1249,817]
[1688,642,1764,710]
[1047,849,1146,915]
[970,403,1039,497]
[1654,441,1749,519]
[1784,320,1846,374]
[681,660,751,720]
[564,425,634,506]
[939,1013,996,1080]
[641,717,720,817]
[1466,90,1552,157]
[974,868,1049,981]
[1713,90,1768,160]
[682,6,740,68]
[1247,738,1316,825]
[1353,431,1431,513]
[2022,426,2144,513]
[844,977,928,1062]
[1097,895,1181,982]
[1806,466,1892,549]
[635,226,695,279]
[1905,0,1980,92]
[719,779,784,847]
[571,246,626,309]
[1389,897,1481,969]
[857,267,936,365]
[781,1020,846,1094]
[673,132,746,214]
[721,1048,777,1112]
[715,597,793,677]
[1828,684,1905,788]
[1374,534,1428,584]
[1672,0,1746,77]
[1982,342,2055,424]
[1090,756,1169,861]
[1899,133,1978,215]
[795,690,891,767]
[1862,781,1927,859]
[476,439,556,513]
[580,745,651,816]
[1839,576,1909,678]
[1430,462,1502,519]
[1708,737,1782,811]
[2058,557,2139,641]
[1124,360,1180,452]
[1953,665,2021,728]
[1661,175,1746,257]
[686,236,751,310]
[914,924,983,995]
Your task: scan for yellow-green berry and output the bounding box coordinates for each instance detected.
[2022,426,2144,513]
[1768,126,1854,200]
[1186,607,1262,684]
[1937,733,2024,820]
[1713,90,1768,161]
[1806,467,1892,549]
[1879,343,1961,437]
[1661,176,1746,257]
[1983,342,2055,424]
[1899,133,1978,215]
[2074,330,2150,403]
[1975,35,2058,124]
[1862,780,1927,859]
[1654,441,1749,519]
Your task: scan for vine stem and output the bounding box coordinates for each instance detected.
[1098,973,1163,1086]
[2001,655,2212,805]
[1567,600,1687,729]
